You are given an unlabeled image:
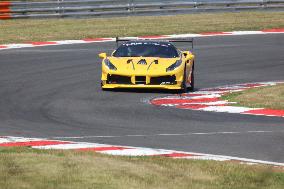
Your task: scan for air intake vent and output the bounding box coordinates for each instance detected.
[137,59,147,65]
[107,75,132,84]
[150,75,176,85]
[135,76,146,84]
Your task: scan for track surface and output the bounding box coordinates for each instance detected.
[0,34,284,162]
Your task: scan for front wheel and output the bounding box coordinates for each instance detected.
[188,67,194,91]
[180,66,188,93]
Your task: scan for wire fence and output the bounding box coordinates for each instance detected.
[1,0,283,19]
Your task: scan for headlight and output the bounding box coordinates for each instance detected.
[104,59,117,71]
[166,59,182,72]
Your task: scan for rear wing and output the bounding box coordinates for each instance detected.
[168,39,194,49]
[115,37,194,49]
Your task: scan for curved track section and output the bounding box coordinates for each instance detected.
[0,34,284,162]
[150,81,284,117]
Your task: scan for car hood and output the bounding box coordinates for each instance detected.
[107,57,179,74]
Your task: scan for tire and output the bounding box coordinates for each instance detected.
[180,66,188,93]
[188,66,194,91]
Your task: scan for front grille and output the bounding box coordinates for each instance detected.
[135,76,146,84]
[150,75,176,85]
[107,74,132,84]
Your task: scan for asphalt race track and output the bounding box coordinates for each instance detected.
[0,34,284,162]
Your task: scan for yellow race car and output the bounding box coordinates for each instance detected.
[99,38,195,92]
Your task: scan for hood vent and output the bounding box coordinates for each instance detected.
[126,59,135,70]
[137,59,147,65]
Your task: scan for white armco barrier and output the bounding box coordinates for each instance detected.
[0,0,284,19]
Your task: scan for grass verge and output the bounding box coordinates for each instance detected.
[0,147,284,189]
[222,84,284,109]
[0,11,284,44]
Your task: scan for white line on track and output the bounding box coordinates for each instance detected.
[2,136,283,166]
[50,130,284,139]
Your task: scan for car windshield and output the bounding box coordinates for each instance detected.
[113,42,179,58]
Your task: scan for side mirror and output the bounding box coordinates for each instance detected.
[99,52,107,59]
[188,54,194,60]
[183,51,194,61]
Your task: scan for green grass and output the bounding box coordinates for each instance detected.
[222,84,284,109]
[0,11,284,44]
[0,147,284,189]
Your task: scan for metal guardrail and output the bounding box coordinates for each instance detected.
[1,0,284,19]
